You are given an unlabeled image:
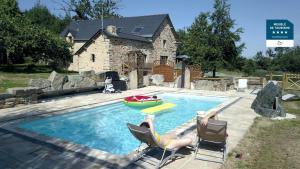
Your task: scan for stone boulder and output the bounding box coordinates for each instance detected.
[63,75,84,89]
[29,78,51,90]
[48,71,67,91]
[150,74,164,86]
[77,77,96,88]
[80,70,96,78]
[251,81,285,117]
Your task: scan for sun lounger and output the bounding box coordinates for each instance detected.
[127,123,184,169]
[194,117,227,163]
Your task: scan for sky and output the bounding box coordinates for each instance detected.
[18,0,300,57]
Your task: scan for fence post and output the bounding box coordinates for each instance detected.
[282,73,287,90]
[270,73,273,80]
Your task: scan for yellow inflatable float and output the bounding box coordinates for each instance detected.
[141,103,176,114]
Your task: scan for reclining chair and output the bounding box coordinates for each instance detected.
[194,117,228,164]
[127,123,184,169]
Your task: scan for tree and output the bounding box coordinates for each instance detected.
[176,29,188,56]
[266,48,275,58]
[275,46,300,72]
[91,0,121,19]
[209,0,244,76]
[24,2,70,34]
[58,0,121,20]
[0,0,20,18]
[180,0,244,77]
[0,0,72,67]
[253,51,273,71]
[185,12,214,70]
[0,0,23,64]
[242,59,256,76]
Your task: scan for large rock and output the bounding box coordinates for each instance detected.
[251,81,285,117]
[150,74,164,86]
[77,77,96,88]
[29,78,51,90]
[79,70,96,78]
[48,71,67,91]
[63,75,84,89]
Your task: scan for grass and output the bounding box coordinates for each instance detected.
[223,100,300,169]
[0,72,50,93]
[0,64,77,93]
[218,69,244,77]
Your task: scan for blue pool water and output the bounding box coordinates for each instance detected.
[18,93,226,155]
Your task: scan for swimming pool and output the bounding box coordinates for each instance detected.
[18,93,227,155]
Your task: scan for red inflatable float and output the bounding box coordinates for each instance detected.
[124,95,162,107]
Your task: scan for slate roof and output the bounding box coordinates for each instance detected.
[60,14,171,42]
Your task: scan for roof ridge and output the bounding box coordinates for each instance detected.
[120,13,168,18]
[71,14,168,23]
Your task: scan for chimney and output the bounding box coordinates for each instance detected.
[106,25,117,36]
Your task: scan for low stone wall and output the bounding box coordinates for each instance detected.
[0,86,104,110]
[233,77,266,89]
[193,78,234,91]
[0,70,108,110]
[0,87,41,109]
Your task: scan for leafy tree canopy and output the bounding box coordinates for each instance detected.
[58,0,121,20]
[0,0,72,68]
[24,1,71,34]
[178,0,244,77]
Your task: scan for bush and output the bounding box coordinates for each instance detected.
[252,69,268,77]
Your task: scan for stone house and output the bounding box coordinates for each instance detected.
[60,14,179,75]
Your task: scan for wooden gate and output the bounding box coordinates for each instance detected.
[152,60,175,82]
[174,65,203,81]
[188,65,203,81]
[283,74,300,90]
[123,50,147,88]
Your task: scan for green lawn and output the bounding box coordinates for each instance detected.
[223,100,300,169]
[0,72,50,93]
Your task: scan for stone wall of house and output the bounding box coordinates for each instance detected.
[72,41,86,54]
[109,37,153,74]
[68,54,79,71]
[68,35,111,73]
[152,19,177,63]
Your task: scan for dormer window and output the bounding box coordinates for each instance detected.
[106,25,117,35]
[66,32,73,43]
[132,26,144,34]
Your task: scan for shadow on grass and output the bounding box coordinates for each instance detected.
[0,64,77,74]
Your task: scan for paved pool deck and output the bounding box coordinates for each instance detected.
[0,86,259,169]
